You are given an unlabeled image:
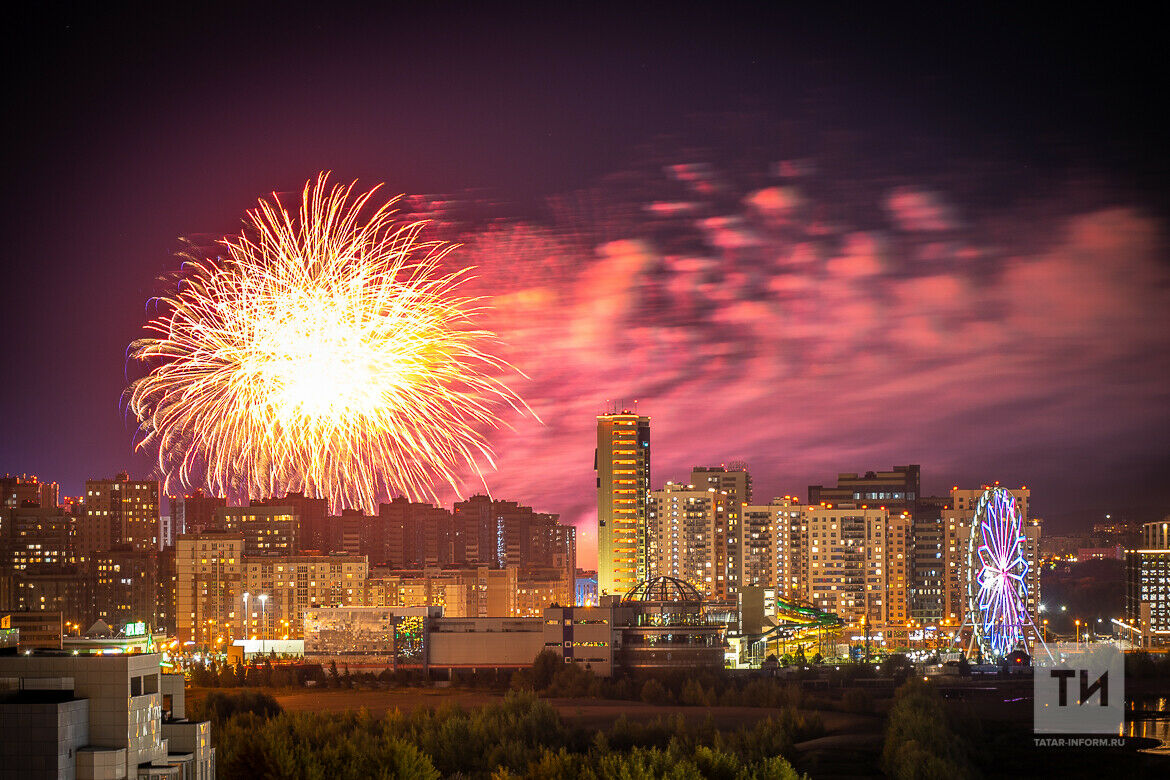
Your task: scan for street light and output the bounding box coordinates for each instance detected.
[1075,619,1081,648]
[258,594,268,654]
[242,592,250,642]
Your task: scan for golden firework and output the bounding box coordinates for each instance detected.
[127,173,527,512]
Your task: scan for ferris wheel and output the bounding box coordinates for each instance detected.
[966,488,1037,660]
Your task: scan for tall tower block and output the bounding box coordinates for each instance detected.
[595,410,650,596]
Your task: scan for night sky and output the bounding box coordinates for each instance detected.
[3,5,1166,565]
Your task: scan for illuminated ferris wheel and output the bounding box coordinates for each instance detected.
[966,488,1033,659]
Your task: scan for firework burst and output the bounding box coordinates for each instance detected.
[127,174,528,513]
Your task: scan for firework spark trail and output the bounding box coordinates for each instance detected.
[127,173,529,513]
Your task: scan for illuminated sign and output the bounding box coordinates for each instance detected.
[124,621,147,637]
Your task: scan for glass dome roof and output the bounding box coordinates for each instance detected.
[621,576,704,603]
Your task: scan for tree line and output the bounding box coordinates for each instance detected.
[191,689,815,779]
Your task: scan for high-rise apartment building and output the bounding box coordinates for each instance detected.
[215,506,299,556]
[941,486,1040,629]
[379,497,455,568]
[691,466,751,503]
[242,554,367,640]
[1125,519,1170,648]
[449,495,573,575]
[82,474,160,554]
[808,465,920,510]
[175,533,245,645]
[648,483,718,596]
[0,506,74,570]
[329,509,375,558]
[250,492,328,551]
[595,411,650,597]
[87,549,161,629]
[911,494,950,622]
[168,490,227,541]
[691,465,749,596]
[806,466,957,624]
[6,570,87,622]
[740,496,804,595]
[1,474,58,510]
[802,505,911,628]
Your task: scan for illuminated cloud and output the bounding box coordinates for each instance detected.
[885,186,959,232]
[447,162,1169,566]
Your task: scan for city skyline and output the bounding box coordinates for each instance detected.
[2,6,1167,565]
[2,8,1166,776]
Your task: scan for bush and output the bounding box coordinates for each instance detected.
[640,678,669,705]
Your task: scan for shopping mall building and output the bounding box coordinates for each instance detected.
[303,576,726,676]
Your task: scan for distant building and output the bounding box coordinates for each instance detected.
[6,571,87,628]
[241,553,367,640]
[1125,519,1170,648]
[86,548,161,629]
[175,533,245,646]
[595,411,650,597]
[804,505,911,628]
[168,490,227,541]
[575,572,598,606]
[0,475,58,510]
[360,565,572,618]
[0,506,73,570]
[647,482,726,599]
[379,497,456,567]
[806,466,951,623]
[3,611,63,651]
[942,487,1040,634]
[81,473,160,554]
[216,506,299,556]
[808,465,920,512]
[253,492,327,552]
[1077,545,1124,561]
[691,465,750,595]
[739,497,803,597]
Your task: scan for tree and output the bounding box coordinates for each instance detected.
[640,678,669,705]
[270,667,296,688]
[217,662,239,687]
[882,679,974,779]
[328,660,341,688]
[680,677,707,706]
[531,650,561,691]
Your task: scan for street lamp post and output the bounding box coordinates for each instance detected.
[258,594,268,654]
[1075,619,1081,648]
[242,592,250,642]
